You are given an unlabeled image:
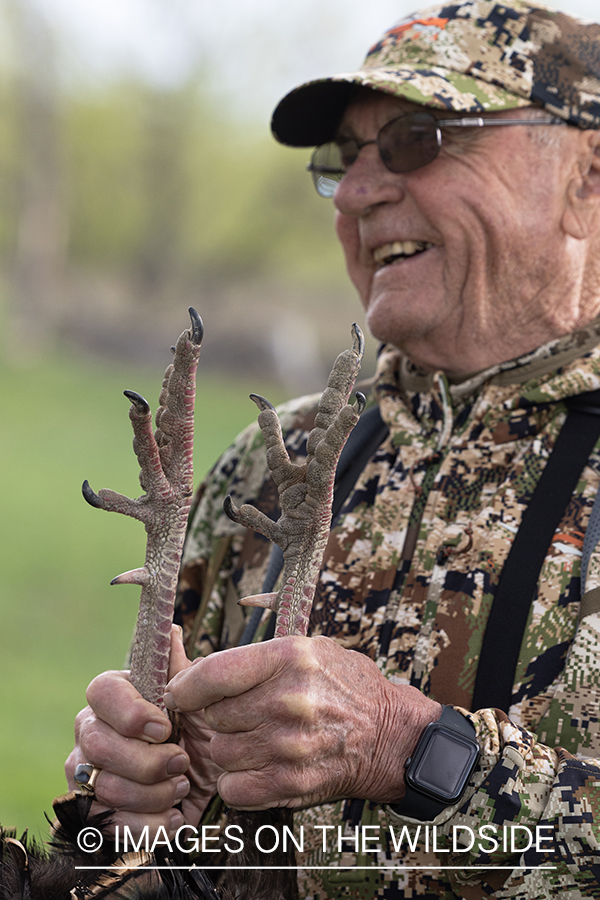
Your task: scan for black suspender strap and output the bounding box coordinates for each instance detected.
[238,386,600,708]
[471,390,600,712]
[331,405,389,520]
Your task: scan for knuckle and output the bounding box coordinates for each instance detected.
[76,715,103,755]
[78,722,115,765]
[277,729,321,762]
[120,697,158,737]
[280,635,319,672]
[138,748,183,785]
[208,732,226,764]
[203,704,218,730]
[73,705,93,738]
[86,670,125,703]
[277,691,317,724]
[217,771,247,808]
[204,696,239,733]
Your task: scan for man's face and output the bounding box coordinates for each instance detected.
[333,91,585,377]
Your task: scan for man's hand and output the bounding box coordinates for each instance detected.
[164,635,441,811]
[65,626,223,837]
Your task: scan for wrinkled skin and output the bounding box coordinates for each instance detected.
[67,92,600,837]
[66,627,223,836]
[334,91,600,376]
[67,630,439,836]
[164,635,440,811]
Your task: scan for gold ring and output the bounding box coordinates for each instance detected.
[73,762,101,798]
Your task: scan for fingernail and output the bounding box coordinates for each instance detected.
[170,810,185,832]
[174,777,190,800]
[144,721,168,742]
[163,692,178,710]
[167,754,188,776]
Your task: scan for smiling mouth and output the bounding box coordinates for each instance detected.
[373,240,434,267]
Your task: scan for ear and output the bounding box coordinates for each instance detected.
[563,130,600,240]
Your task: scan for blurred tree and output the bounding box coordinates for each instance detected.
[5,0,66,356]
[0,1,361,377]
[63,79,342,289]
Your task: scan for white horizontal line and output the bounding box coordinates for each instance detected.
[75,865,557,871]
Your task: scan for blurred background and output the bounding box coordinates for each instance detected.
[0,0,596,838]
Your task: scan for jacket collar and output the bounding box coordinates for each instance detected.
[374,320,600,445]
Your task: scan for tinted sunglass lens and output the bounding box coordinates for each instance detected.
[380,113,441,173]
[309,143,345,197]
[309,113,444,196]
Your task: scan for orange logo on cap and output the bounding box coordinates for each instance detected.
[367,16,449,57]
[387,16,449,38]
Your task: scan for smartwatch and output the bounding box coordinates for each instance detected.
[389,706,480,821]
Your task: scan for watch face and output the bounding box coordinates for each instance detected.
[406,725,480,804]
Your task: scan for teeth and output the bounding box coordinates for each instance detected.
[373,240,433,265]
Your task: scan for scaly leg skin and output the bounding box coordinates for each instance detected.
[221,325,364,900]
[82,308,203,712]
[224,323,365,637]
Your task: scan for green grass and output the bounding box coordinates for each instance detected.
[0,349,284,841]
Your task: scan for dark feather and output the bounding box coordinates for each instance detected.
[0,795,226,900]
[220,809,299,900]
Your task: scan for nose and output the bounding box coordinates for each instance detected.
[333,144,405,216]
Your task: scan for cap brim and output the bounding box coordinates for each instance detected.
[271,68,530,147]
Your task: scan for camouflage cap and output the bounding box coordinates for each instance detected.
[271,0,600,146]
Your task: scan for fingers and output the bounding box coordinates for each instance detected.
[165,635,442,811]
[209,723,320,773]
[68,667,193,832]
[86,670,172,743]
[65,647,223,840]
[164,635,314,713]
[168,624,192,681]
[96,768,190,814]
[66,748,190,814]
[216,768,307,810]
[72,707,189,791]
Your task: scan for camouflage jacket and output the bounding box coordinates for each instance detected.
[175,322,600,899]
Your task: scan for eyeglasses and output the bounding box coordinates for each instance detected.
[307,111,565,198]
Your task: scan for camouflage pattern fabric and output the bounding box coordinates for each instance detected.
[271,0,600,147]
[175,321,600,898]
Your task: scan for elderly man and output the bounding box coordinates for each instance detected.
[68,1,600,897]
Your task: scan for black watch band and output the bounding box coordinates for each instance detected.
[389,706,480,821]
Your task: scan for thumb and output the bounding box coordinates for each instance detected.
[168,625,193,680]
